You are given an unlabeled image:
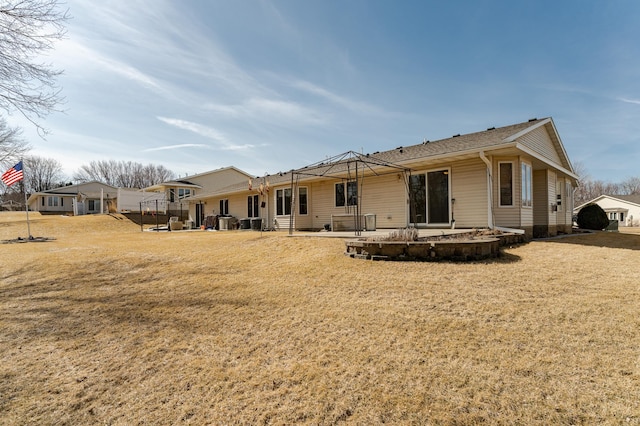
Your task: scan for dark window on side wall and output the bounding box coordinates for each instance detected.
[499,162,513,206]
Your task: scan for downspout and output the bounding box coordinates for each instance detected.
[479,151,495,229]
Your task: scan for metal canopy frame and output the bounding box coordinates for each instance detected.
[288,151,413,236]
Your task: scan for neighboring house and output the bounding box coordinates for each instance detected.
[27,181,118,215]
[145,166,254,227]
[115,188,167,213]
[187,117,577,238]
[574,195,640,227]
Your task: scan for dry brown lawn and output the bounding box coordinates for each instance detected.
[1,212,639,425]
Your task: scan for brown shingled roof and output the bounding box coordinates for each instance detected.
[372,118,546,164]
[188,118,550,200]
[606,194,640,205]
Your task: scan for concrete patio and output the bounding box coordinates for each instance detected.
[292,228,478,239]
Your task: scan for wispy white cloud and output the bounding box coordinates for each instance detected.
[618,97,640,105]
[142,144,209,152]
[157,117,228,143]
[156,116,256,152]
[204,97,326,125]
[221,144,256,151]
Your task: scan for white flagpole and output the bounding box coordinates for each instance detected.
[21,160,32,239]
[24,188,32,239]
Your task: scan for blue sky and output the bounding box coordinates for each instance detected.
[7,0,640,182]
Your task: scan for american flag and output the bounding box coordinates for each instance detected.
[2,161,24,187]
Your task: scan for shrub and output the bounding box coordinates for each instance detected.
[577,204,609,230]
[383,228,419,241]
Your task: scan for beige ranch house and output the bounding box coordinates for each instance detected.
[187,118,577,239]
[574,195,640,227]
[27,181,118,215]
[144,166,254,224]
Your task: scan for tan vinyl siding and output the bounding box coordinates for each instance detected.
[269,184,308,231]
[291,185,313,230]
[450,159,488,228]
[190,169,250,193]
[533,169,549,226]
[303,174,407,230]
[493,157,521,228]
[518,126,562,165]
[559,178,574,227]
[521,202,533,227]
[306,180,336,230]
[359,173,407,228]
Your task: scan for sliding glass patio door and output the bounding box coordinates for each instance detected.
[409,170,450,225]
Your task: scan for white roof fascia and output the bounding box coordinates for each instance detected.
[515,143,579,181]
[181,166,254,181]
[502,118,551,143]
[599,195,640,208]
[394,143,518,168]
[504,118,574,174]
[544,118,574,174]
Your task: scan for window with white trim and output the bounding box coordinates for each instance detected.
[335,181,357,207]
[219,199,229,215]
[521,162,532,207]
[298,187,308,215]
[178,188,193,199]
[276,188,292,215]
[47,196,60,207]
[498,162,514,206]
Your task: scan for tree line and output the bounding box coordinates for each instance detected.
[572,161,640,207]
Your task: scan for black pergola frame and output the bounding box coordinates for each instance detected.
[288,151,413,236]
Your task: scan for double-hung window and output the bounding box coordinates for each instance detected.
[498,162,514,207]
[521,162,532,207]
[335,181,357,207]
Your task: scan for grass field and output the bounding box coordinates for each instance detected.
[1,212,639,425]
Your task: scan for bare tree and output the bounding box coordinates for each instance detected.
[0,117,29,169]
[0,0,68,133]
[574,178,621,207]
[23,154,64,192]
[74,160,175,188]
[619,177,640,195]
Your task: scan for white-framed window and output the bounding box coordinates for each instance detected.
[88,199,99,211]
[335,181,357,207]
[219,199,229,215]
[247,194,259,218]
[521,162,532,207]
[498,162,514,207]
[298,187,308,215]
[276,188,292,216]
[47,196,61,207]
[178,188,193,199]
